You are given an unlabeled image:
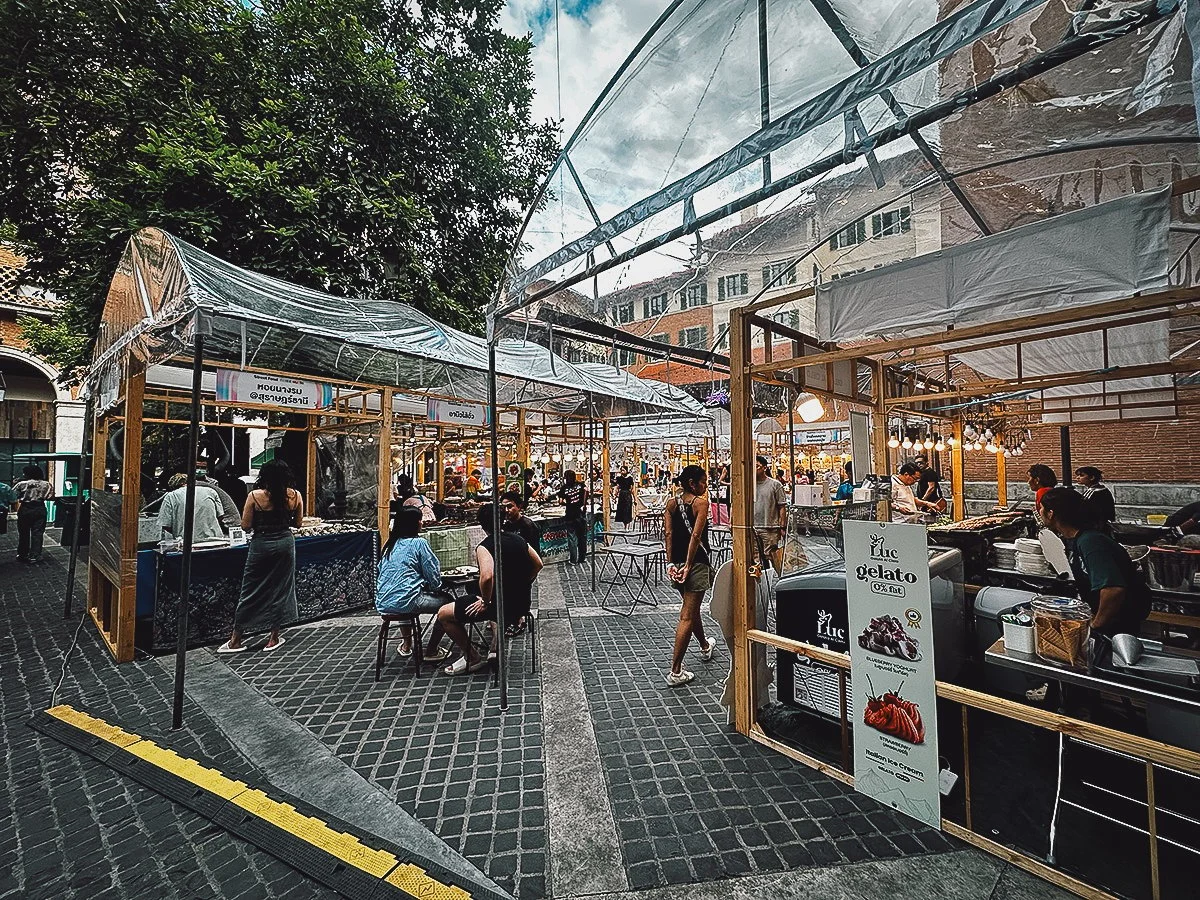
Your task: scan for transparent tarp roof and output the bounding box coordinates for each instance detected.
[87,229,703,419]
[499,0,1198,402]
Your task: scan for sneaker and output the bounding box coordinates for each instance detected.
[422,647,450,664]
[700,641,717,662]
[666,669,695,687]
[1025,682,1049,703]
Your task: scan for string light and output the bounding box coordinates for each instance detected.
[901,435,913,450]
[887,434,900,449]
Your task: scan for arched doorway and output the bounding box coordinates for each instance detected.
[0,348,84,496]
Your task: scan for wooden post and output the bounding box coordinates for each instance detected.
[435,428,445,501]
[871,361,890,521]
[305,419,318,512]
[378,388,393,538]
[730,307,757,734]
[116,366,146,663]
[996,441,1007,509]
[517,409,529,468]
[952,419,965,522]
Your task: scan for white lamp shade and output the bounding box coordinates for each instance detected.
[795,392,825,423]
[887,436,900,449]
[923,438,934,449]
[934,441,945,452]
[540,454,550,464]
[901,437,912,449]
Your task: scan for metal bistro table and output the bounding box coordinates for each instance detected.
[985,639,1200,865]
[597,543,665,616]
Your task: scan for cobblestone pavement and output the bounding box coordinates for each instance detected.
[571,612,954,890]
[221,617,546,898]
[0,533,339,900]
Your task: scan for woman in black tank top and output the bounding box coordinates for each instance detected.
[663,465,716,687]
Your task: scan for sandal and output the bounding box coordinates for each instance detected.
[422,647,450,664]
[396,643,413,658]
[505,619,527,638]
[263,637,286,652]
[444,656,470,675]
[216,641,246,654]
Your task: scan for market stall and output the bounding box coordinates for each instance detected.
[81,229,704,663]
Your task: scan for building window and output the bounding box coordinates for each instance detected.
[612,301,634,325]
[762,261,797,288]
[716,272,749,300]
[680,283,708,309]
[871,206,912,237]
[829,220,867,250]
[680,325,709,348]
[649,332,669,344]
[770,310,800,332]
[643,292,668,318]
[616,348,639,367]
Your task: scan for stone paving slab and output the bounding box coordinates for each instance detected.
[220,619,546,898]
[0,536,339,900]
[570,611,956,891]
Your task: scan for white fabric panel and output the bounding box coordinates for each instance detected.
[815,188,1171,343]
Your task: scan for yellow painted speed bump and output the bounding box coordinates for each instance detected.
[38,705,483,900]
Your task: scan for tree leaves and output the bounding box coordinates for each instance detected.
[1,0,558,376]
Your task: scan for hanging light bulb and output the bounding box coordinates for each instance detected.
[540,453,550,464]
[946,436,957,447]
[794,392,825,423]
[577,451,586,463]
[973,440,983,451]
[1003,448,1012,458]
[887,433,900,449]
[923,436,934,450]
[901,435,913,449]
[934,437,946,452]
[985,441,998,453]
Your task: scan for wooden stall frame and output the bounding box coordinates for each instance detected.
[729,273,1200,900]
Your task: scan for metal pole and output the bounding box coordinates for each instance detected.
[588,392,596,592]
[487,329,508,711]
[63,400,93,618]
[786,389,797,503]
[1060,425,1072,488]
[172,333,204,730]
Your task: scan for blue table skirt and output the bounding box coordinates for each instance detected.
[137,529,378,652]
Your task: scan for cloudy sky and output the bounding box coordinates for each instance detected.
[500,0,669,137]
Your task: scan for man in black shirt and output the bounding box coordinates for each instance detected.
[501,491,541,552]
[561,470,588,564]
[438,503,543,675]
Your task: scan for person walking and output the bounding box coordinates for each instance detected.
[753,456,788,571]
[219,460,303,653]
[614,467,635,529]
[13,465,54,563]
[664,465,716,687]
[562,470,588,564]
[376,506,449,662]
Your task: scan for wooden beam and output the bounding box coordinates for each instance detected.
[741,283,816,316]
[750,285,1200,376]
[377,388,393,538]
[951,419,964,521]
[115,366,145,663]
[729,306,757,735]
[996,443,1007,507]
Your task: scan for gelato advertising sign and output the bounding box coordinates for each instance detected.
[844,519,941,830]
[215,370,333,411]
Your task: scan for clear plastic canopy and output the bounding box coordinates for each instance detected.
[86,228,703,419]
[498,0,1199,383]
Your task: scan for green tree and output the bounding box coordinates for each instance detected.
[1,0,558,375]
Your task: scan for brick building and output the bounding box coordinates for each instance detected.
[0,247,84,493]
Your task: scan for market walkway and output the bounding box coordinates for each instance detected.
[1,531,1072,900]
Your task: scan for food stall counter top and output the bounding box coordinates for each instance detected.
[985,638,1200,714]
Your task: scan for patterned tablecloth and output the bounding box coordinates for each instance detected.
[140,529,379,651]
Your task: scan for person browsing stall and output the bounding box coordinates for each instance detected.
[834,461,856,502]
[501,491,541,553]
[437,504,543,675]
[561,470,588,564]
[1040,487,1150,638]
[753,456,788,569]
[890,463,938,520]
[1027,464,1058,512]
[375,506,449,662]
[157,472,227,544]
[913,456,947,514]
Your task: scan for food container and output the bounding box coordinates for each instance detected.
[1000,612,1035,654]
[1146,514,1168,525]
[1032,596,1092,668]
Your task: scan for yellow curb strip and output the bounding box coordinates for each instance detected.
[387,864,473,899]
[42,705,465,895]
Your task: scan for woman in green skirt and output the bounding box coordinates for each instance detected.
[219,459,303,653]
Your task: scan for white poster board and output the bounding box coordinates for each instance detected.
[427,398,491,427]
[215,370,333,410]
[844,519,941,829]
[849,409,871,478]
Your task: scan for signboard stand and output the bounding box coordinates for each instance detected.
[844,519,941,829]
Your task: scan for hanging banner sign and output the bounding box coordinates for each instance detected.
[427,398,491,427]
[215,370,333,410]
[844,519,941,829]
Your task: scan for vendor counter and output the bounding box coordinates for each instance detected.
[425,511,601,568]
[136,528,378,653]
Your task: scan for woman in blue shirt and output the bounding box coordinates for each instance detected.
[377,506,448,660]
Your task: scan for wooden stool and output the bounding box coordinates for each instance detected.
[375,613,424,681]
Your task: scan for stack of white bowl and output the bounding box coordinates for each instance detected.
[993,542,1017,570]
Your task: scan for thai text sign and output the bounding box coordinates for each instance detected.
[427,398,491,427]
[844,519,941,829]
[215,370,333,410]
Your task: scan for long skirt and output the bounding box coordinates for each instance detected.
[616,491,634,524]
[234,531,298,633]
